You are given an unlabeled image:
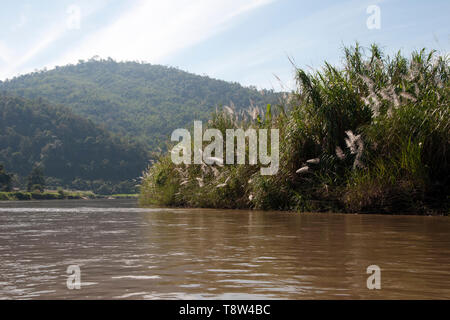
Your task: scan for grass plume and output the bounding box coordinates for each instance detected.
[140,44,449,215]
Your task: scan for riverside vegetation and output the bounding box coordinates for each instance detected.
[0,191,138,201]
[140,45,449,215]
[0,164,137,201]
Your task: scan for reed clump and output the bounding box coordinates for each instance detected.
[140,44,449,214]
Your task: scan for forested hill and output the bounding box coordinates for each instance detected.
[0,94,149,191]
[0,59,281,148]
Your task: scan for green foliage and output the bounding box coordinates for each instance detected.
[139,156,179,206]
[0,59,280,150]
[0,192,15,200]
[0,94,149,192]
[140,44,449,215]
[0,164,13,191]
[27,166,45,192]
[0,190,99,201]
[0,191,32,200]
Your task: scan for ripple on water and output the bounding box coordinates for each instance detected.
[1,201,449,299]
[111,275,161,280]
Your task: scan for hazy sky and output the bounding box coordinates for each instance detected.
[0,0,448,91]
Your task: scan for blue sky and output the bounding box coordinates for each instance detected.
[0,0,448,91]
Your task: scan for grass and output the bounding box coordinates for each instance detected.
[109,194,139,199]
[0,190,138,201]
[139,44,449,215]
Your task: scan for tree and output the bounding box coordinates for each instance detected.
[0,94,150,188]
[0,164,13,191]
[27,166,45,192]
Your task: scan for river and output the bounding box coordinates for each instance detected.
[0,199,449,299]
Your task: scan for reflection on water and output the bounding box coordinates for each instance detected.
[0,199,449,299]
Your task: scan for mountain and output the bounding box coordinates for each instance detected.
[0,59,281,149]
[0,94,149,193]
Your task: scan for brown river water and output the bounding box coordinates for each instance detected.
[0,199,449,299]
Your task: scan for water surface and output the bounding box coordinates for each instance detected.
[0,199,449,299]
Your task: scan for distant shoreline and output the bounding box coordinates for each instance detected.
[0,191,138,201]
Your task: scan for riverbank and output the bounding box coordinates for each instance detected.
[0,191,138,201]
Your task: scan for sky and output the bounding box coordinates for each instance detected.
[0,0,448,91]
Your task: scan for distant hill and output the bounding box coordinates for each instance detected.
[0,94,149,193]
[0,59,281,149]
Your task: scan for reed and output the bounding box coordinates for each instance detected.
[140,44,449,214]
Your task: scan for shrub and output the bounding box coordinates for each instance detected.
[140,44,449,214]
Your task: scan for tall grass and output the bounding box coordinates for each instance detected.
[140,44,449,214]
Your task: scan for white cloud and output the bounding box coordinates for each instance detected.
[192,0,380,91]
[54,0,274,65]
[0,26,67,79]
[0,0,110,80]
